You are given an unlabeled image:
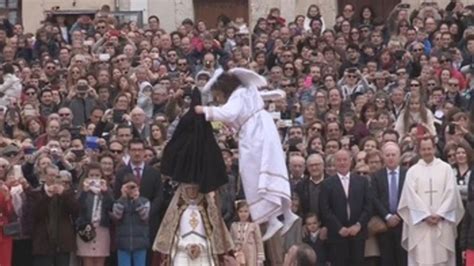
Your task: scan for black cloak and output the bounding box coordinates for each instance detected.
[160,88,228,193]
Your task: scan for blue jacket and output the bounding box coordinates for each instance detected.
[112,196,150,251]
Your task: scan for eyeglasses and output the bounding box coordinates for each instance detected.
[310,127,322,132]
[110,149,123,154]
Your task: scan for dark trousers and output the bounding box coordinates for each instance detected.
[13,239,33,266]
[33,253,70,266]
[328,238,365,266]
[377,226,407,266]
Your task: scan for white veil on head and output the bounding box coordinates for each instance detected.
[201,68,224,94]
[201,67,267,93]
[228,67,268,88]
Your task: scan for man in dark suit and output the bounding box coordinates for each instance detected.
[372,142,407,266]
[114,138,164,244]
[295,153,325,217]
[320,149,371,266]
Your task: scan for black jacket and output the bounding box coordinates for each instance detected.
[461,168,474,250]
[371,168,407,219]
[319,174,372,242]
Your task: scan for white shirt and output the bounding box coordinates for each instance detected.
[337,173,350,197]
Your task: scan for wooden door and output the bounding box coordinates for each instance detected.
[193,0,249,28]
[338,0,400,23]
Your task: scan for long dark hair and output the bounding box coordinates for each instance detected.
[211,72,242,100]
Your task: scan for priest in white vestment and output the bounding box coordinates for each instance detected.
[398,137,464,266]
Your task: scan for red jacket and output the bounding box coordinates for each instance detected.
[0,192,13,242]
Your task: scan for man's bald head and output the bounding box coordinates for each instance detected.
[335,149,352,175]
[289,155,306,178]
[382,142,401,170]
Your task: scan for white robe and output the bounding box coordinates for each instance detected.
[203,85,292,224]
[172,205,214,266]
[398,158,464,266]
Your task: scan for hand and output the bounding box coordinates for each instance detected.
[18,178,29,189]
[425,216,439,226]
[430,215,442,224]
[103,109,113,122]
[0,183,10,200]
[122,114,131,122]
[194,106,204,114]
[387,215,401,228]
[130,187,139,200]
[348,223,362,236]
[83,179,91,192]
[186,244,201,260]
[338,227,350,237]
[319,227,328,240]
[100,180,108,192]
[120,185,128,198]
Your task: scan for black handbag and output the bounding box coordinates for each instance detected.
[3,221,21,236]
[77,223,96,242]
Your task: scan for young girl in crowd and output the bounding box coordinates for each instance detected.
[112,176,150,266]
[230,200,265,266]
[76,163,113,266]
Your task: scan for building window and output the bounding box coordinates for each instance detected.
[0,0,21,23]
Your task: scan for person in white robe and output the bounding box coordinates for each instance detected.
[398,137,465,266]
[153,184,234,265]
[195,68,298,241]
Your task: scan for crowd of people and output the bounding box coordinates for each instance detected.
[0,0,474,265]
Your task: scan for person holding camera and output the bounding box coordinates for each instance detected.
[76,163,113,266]
[29,164,79,266]
[112,176,150,266]
[64,77,99,127]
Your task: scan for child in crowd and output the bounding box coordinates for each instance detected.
[302,213,328,266]
[230,200,265,266]
[76,163,113,266]
[112,176,150,266]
